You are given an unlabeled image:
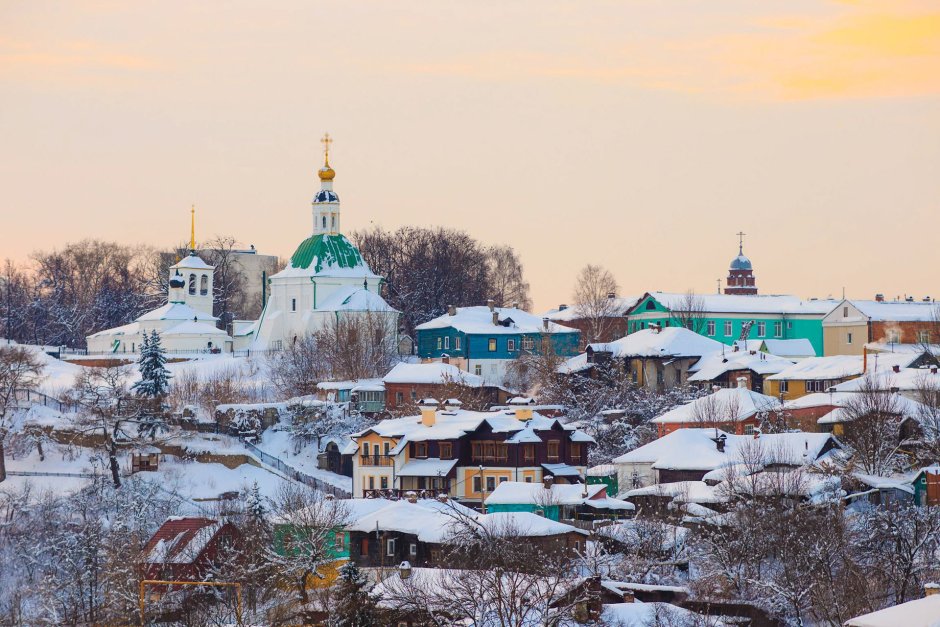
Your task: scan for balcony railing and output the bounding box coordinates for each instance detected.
[360,454,394,467]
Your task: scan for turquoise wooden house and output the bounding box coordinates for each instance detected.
[912,466,940,506]
[415,303,580,386]
[626,292,838,357]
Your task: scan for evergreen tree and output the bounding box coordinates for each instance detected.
[331,561,378,626]
[132,330,170,398]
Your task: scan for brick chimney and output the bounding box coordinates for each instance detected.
[492,311,499,326]
[875,293,885,302]
[405,491,418,504]
[542,474,554,490]
[400,561,412,579]
[893,364,901,373]
[441,354,449,365]
[621,589,635,603]
[542,317,550,331]
[419,399,439,426]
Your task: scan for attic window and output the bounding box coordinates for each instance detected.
[645,300,656,310]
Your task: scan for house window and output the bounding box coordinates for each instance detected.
[474,365,482,376]
[706,321,716,336]
[743,424,756,435]
[200,275,208,296]
[508,339,516,351]
[291,298,296,312]
[523,444,535,464]
[415,442,428,458]
[779,380,789,393]
[547,441,560,462]
[488,338,497,352]
[455,337,461,350]
[724,321,733,336]
[409,543,417,556]
[522,337,535,350]
[188,274,196,295]
[757,322,766,337]
[334,532,346,552]
[847,332,853,344]
[437,337,442,350]
[473,476,481,493]
[570,443,582,463]
[368,476,375,490]
[646,300,656,310]
[524,476,532,483]
[444,336,450,350]
[499,476,508,484]
[486,476,496,492]
[384,441,391,455]
[843,306,849,318]
[386,538,396,557]
[918,331,930,344]
[362,442,370,456]
[380,476,388,489]
[774,321,783,337]
[439,443,452,459]
[396,392,404,405]
[411,389,417,401]
[888,330,900,343]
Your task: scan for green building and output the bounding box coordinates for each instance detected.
[626,292,838,357]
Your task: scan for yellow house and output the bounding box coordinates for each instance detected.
[765,355,865,401]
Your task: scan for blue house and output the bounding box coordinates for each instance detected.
[415,302,581,386]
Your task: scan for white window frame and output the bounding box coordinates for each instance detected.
[757,322,766,337]
[774,321,782,337]
[508,339,516,351]
[847,332,853,344]
[455,337,461,350]
[387,538,396,557]
[706,321,716,337]
[444,336,450,350]
[474,365,482,376]
[409,542,417,556]
[724,320,733,336]
[436,337,442,350]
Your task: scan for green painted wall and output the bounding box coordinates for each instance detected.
[485,502,561,521]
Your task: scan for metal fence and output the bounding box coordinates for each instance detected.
[14,388,76,413]
[242,440,350,498]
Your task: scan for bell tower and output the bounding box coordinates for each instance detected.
[725,232,758,296]
[312,133,341,236]
[168,206,215,315]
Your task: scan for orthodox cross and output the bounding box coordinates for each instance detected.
[736,231,746,254]
[321,132,333,164]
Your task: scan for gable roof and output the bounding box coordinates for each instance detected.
[416,306,578,336]
[144,517,227,565]
[649,386,781,424]
[838,298,939,322]
[635,292,838,316]
[588,327,724,362]
[688,351,794,382]
[383,362,484,387]
[543,296,642,321]
[767,355,865,381]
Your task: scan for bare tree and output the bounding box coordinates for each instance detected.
[670,291,707,334]
[0,346,45,482]
[839,375,907,476]
[572,264,619,343]
[486,244,532,311]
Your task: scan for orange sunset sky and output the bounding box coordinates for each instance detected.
[1,0,939,312]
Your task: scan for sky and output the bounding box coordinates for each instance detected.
[1,0,939,312]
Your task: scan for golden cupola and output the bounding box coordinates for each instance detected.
[318,132,336,181]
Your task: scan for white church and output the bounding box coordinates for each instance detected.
[86,136,397,355]
[86,211,234,354]
[235,135,398,350]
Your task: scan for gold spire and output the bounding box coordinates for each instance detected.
[190,204,196,251]
[319,132,336,181]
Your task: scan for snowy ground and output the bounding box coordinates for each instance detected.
[253,428,353,492]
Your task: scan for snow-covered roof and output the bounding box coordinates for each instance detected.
[851,472,915,494]
[844,299,939,322]
[845,593,940,627]
[144,517,225,564]
[556,352,592,374]
[397,458,458,477]
[171,253,213,270]
[543,296,641,321]
[164,320,229,336]
[136,302,218,323]
[626,480,724,504]
[688,350,794,382]
[382,362,484,387]
[315,285,397,313]
[416,306,578,336]
[345,500,587,542]
[351,407,591,450]
[639,292,839,316]
[485,481,604,506]
[758,338,817,358]
[588,327,724,362]
[316,378,386,392]
[274,233,380,280]
[767,355,865,381]
[613,428,838,471]
[649,386,781,424]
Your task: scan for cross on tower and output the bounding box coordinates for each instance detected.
[321,132,333,165]
[737,231,746,254]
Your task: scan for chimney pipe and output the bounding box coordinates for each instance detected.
[542,474,554,491]
[400,561,412,579]
[931,366,937,375]
[875,293,885,302]
[419,399,439,426]
[715,434,727,453]
[441,354,449,365]
[487,299,495,312]
[736,377,747,389]
[405,491,418,504]
[512,301,519,309]
[448,304,456,316]
[893,364,901,373]
[621,590,635,603]
[607,292,616,300]
[542,317,549,331]
[492,311,499,326]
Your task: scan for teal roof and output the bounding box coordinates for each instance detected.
[289,234,369,274]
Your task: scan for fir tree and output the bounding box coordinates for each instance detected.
[330,561,378,626]
[132,330,170,398]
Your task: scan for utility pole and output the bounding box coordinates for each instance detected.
[479,464,486,514]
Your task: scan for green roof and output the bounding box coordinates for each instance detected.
[289,234,368,274]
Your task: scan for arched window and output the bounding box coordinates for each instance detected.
[322,216,327,229]
[331,215,336,229]
[645,300,656,310]
[188,274,196,295]
[200,274,208,295]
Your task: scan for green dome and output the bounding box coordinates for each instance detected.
[289,233,371,274]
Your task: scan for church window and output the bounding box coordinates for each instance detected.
[291,298,296,312]
[331,215,336,229]
[322,216,327,229]
[188,274,196,295]
[200,275,208,295]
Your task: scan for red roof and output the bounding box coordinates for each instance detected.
[143,517,225,566]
